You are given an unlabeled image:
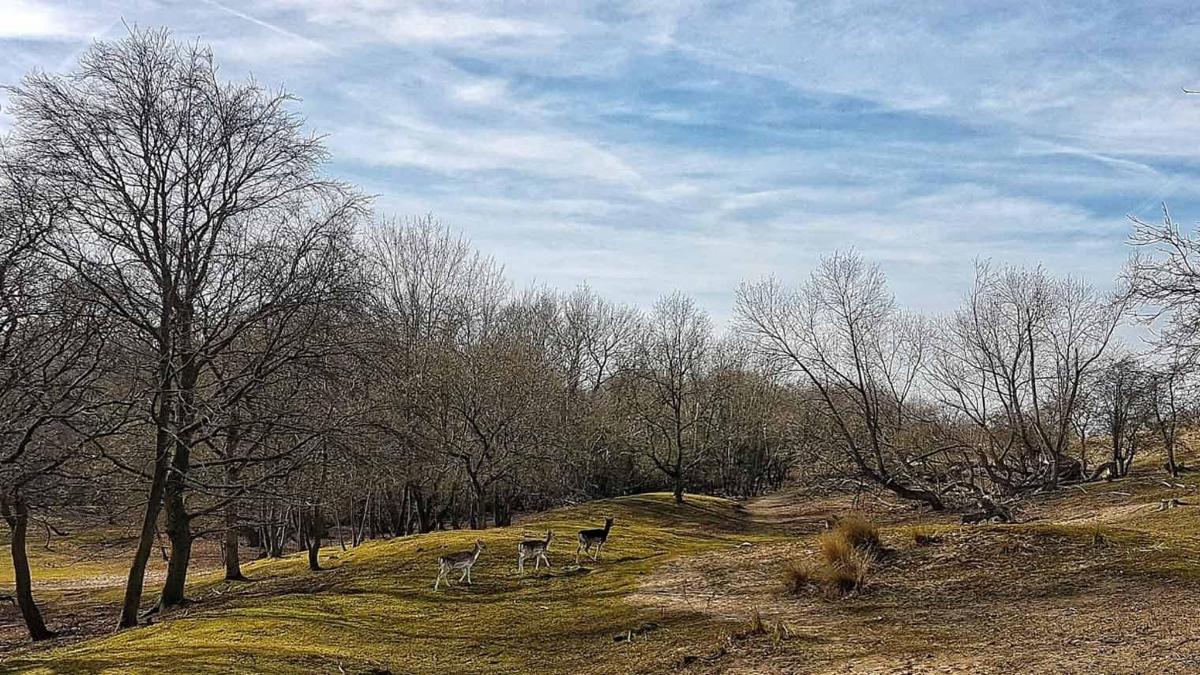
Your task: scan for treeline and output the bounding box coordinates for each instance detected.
[0,29,803,639]
[2,28,1199,644]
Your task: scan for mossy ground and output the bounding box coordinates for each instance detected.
[3,450,1200,674]
[3,494,783,674]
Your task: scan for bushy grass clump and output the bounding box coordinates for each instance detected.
[786,515,884,597]
[827,516,884,559]
[782,559,824,596]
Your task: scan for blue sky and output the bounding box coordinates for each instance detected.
[3,1,1200,323]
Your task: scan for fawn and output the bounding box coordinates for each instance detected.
[575,517,614,563]
[434,539,486,591]
[517,530,554,573]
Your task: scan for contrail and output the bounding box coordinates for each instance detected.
[197,0,334,55]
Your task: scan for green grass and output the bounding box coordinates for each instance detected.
[0,528,140,586]
[7,494,783,674]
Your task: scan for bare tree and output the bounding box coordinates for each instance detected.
[0,160,118,640]
[1128,208,1200,364]
[551,284,641,500]
[1125,210,1200,477]
[622,292,722,504]
[930,263,1123,492]
[363,217,514,529]
[5,28,364,626]
[1090,354,1151,480]
[1146,361,1192,478]
[737,251,945,509]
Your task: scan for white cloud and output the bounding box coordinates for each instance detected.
[1,0,1193,324]
[0,0,83,39]
[265,1,561,46]
[381,8,558,43]
[332,121,641,184]
[450,78,509,105]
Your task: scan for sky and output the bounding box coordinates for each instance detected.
[3,1,1200,324]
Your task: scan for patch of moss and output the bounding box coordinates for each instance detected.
[9,493,783,674]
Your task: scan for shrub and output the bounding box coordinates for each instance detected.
[782,560,823,596]
[824,545,872,595]
[787,515,884,598]
[833,516,884,558]
[819,516,885,566]
[817,529,855,568]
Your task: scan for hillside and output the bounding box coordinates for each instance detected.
[3,470,1200,674]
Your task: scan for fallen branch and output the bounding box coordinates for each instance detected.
[1155,498,1190,512]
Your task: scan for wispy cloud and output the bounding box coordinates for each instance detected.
[197,0,332,55]
[4,0,1200,320]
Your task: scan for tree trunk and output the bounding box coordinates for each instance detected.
[159,448,194,608]
[466,472,484,530]
[159,502,192,608]
[117,404,173,629]
[398,484,411,536]
[159,339,200,610]
[2,497,54,641]
[1164,432,1180,478]
[222,415,246,581]
[307,502,325,571]
[673,445,685,504]
[223,517,244,582]
[673,423,687,504]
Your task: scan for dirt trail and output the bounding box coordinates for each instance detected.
[633,482,1200,674]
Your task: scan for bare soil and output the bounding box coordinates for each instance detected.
[633,475,1200,674]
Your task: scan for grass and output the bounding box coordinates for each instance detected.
[5,493,782,674]
[781,515,882,598]
[904,525,943,546]
[7,466,1200,674]
[782,559,823,596]
[0,528,140,586]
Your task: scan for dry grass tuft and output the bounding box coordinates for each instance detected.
[786,515,883,597]
[770,620,796,644]
[832,516,884,558]
[782,559,824,596]
[823,543,873,595]
[746,607,768,636]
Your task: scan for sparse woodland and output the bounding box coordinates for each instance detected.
[2,28,1199,662]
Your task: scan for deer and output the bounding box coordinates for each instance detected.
[433,539,486,591]
[517,530,554,573]
[575,517,614,564]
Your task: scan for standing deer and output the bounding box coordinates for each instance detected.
[575,517,614,563]
[434,539,486,591]
[517,530,554,573]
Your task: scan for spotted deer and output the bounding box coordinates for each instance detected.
[575,517,614,563]
[434,539,486,590]
[517,530,553,573]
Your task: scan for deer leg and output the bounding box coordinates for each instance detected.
[541,552,551,569]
